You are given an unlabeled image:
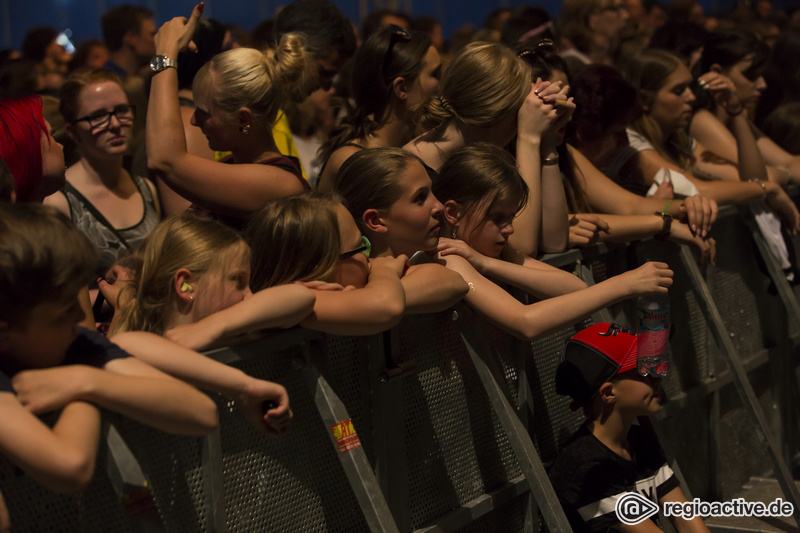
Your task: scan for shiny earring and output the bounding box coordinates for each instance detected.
[240,124,251,135]
[180,281,192,292]
[452,228,457,239]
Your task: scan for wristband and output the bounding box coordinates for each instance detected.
[662,199,675,216]
[747,178,767,199]
[726,105,743,117]
[543,154,559,166]
[654,211,672,241]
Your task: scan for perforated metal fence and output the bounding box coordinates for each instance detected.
[4,205,800,532]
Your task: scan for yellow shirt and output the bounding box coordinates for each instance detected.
[213,109,308,181]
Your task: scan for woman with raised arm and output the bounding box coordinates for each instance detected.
[336,147,673,342]
[316,25,441,192]
[146,4,310,227]
[518,44,717,259]
[45,69,160,276]
[612,49,799,233]
[689,29,800,186]
[403,41,572,256]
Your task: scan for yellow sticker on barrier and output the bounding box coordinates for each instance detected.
[330,419,361,454]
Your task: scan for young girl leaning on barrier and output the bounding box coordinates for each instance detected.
[105,213,319,436]
[335,147,674,342]
[243,192,466,335]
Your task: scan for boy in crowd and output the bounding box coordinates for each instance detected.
[549,322,709,532]
[0,203,217,494]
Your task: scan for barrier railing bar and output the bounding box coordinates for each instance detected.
[653,345,791,418]
[738,207,800,463]
[413,476,530,533]
[201,424,227,533]
[456,304,573,533]
[306,338,400,533]
[677,245,800,527]
[373,330,413,532]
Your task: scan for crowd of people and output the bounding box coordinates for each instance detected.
[1,0,799,530]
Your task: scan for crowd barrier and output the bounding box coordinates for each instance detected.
[2,204,800,532]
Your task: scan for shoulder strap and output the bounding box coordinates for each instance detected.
[62,182,131,249]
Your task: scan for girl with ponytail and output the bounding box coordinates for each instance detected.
[401,41,573,256]
[146,4,313,226]
[316,25,440,191]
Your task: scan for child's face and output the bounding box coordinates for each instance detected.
[3,289,84,370]
[611,370,663,416]
[191,247,252,321]
[457,197,517,258]
[383,161,443,256]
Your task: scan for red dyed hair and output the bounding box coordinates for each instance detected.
[0,95,49,202]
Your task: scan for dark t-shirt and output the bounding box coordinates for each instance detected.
[548,417,680,533]
[0,327,130,393]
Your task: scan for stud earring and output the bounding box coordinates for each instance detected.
[180,281,192,292]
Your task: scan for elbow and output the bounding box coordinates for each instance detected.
[540,231,570,254]
[50,450,96,493]
[194,397,219,435]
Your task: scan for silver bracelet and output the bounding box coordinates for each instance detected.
[747,178,767,199]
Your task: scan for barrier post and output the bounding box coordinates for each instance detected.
[676,245,800,527]
[455,304,573,533]
[306,337,401,533]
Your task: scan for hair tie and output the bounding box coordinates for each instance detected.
[437,95,454,114]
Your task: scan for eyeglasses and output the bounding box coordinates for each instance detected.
[381,25,411,78]
[340,235,371,260]
[75,104,135,130]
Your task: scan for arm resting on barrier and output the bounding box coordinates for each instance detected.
[300,256,407,336]
[401,263,469,314]
[164,284,316,351]
[12,358,218,436]
[110,332,291,436]
[569,214,716,266]
[568,146,717,237]
[0,394,100,493]
[439,254,672,341]
[437,239,588,299]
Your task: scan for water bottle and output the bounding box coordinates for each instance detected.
[636,294,670,377]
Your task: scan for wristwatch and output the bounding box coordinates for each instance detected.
[150,54,176,73]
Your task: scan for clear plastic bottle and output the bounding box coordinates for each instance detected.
[636,294,670,377]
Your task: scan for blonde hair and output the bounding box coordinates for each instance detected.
[110,213,248,335]
[246,192,342,291]
[193,32,313,126]
[417,41,531,133]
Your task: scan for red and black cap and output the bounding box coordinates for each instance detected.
[555,322,638,405]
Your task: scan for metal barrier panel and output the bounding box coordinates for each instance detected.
[0,417,133,533]
[526,320,593,467]
[388,312,525,530]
